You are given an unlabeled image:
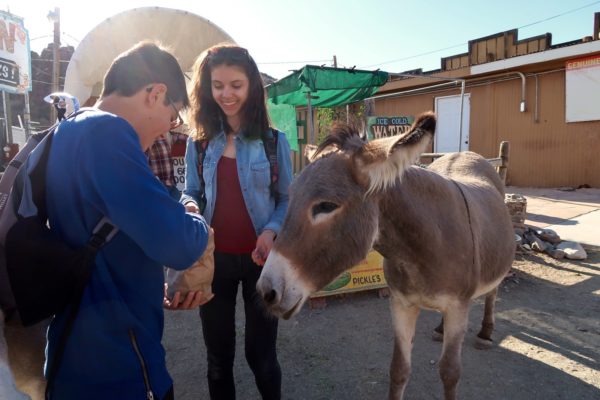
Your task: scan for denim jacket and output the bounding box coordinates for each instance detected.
[181,129,293,235]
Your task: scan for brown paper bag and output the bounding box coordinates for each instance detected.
[165,228,214,299]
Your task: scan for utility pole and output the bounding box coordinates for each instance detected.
[23,91,32,138]
[47,7,60,123]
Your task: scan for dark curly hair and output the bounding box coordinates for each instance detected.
[188,43,270,140]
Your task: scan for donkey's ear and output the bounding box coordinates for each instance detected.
[352,112,436,194]
[305,143,340,163]
[304,144,318,163]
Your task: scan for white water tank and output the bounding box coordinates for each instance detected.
[64,7,235,107]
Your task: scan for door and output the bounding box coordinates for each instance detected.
[434,94,470,152]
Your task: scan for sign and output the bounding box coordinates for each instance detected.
[311,251,387,297]
[0,11,31,93]
[172,156,186,192]
[170,133,188,192]
[366,116,414,140]
[565,55,600,123]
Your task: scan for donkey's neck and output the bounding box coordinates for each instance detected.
[374,165,464,261]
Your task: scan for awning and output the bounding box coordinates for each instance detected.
[267,65,389,108]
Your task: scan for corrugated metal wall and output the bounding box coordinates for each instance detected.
[374,71,600,187]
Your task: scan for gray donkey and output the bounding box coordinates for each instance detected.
[256,112,515,400]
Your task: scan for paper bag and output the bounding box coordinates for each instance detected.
[165,228,214,299]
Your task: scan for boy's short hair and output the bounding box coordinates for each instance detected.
[101,41,189,107]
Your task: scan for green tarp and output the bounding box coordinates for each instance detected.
[267,102,299,152]
[267,65,389,108]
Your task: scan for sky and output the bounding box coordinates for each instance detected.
[7,0,600,80]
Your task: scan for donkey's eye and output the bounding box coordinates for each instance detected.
[312,201,339,217]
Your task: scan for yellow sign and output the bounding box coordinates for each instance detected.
[311,251,387,297]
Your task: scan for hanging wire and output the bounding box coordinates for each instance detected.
[361,0,600,70]
[257,59,332,65]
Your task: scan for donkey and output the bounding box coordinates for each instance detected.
[1,310,33,400]
[0,298,47,399]
[256,112,515,400]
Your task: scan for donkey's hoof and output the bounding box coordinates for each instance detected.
[432,330,444,342]
[474,336,494,350]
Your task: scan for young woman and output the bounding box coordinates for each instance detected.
[181,44,292,400]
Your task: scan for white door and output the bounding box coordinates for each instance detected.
[434,94,470,152]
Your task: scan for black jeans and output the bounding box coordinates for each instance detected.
[200,252,281,400]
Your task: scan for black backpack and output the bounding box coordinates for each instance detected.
[194,128,280,213]
[0,110,119,398]
[0,109,117,327]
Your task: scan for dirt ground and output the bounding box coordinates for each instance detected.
[163,245,600,400]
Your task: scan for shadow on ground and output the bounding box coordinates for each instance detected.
[164,247,600,399]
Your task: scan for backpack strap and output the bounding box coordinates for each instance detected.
[194,140,210,214]
[264,129,280,203]
[88,217,119,249]
[0,109,89,219]
[45,217,117,399]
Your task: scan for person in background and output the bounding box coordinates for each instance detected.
[53,97,67,121]
[147,128,189,201]
[181,44,293,400]
[44,41,211,400]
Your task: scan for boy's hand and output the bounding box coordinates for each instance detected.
[163,285,214,310]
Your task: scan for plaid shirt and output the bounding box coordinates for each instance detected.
[147,134,175,187]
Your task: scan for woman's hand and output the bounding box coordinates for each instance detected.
[184,202,199,213]
[252,229,276,266]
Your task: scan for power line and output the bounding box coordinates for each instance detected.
[518,0,600,29]
[30,31,79,42]
[32,77,65,85]
[361,44,466,69]
[31,64,53,78]
[362,0,600,70]
[257,59,331,65]
[34,59,72,64]
[61,31,80,43]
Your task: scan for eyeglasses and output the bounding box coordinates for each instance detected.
[146,86,184,130]
[166,94,184,130]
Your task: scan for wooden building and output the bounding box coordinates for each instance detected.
[372,13,600,188]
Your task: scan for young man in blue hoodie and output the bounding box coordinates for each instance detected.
[44,41,211,400]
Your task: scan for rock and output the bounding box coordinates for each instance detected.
[531,241,544,252]
[556,241,587,260]
[547,248,566,259]
[514,227,526,237]
[536,229,561,244]
[525,232,550,252]
[515,234,522,245]
[521,244,532,251]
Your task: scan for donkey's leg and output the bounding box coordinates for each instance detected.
[475,287,498,349]
[439,302,469,400]
[388,298,420,400]
[432,317,444,342]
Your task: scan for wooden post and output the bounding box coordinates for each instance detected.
[498,141,509,185]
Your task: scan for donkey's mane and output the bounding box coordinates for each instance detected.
[312,123,364,160]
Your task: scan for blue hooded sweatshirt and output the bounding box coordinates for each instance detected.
[45,110,209,399]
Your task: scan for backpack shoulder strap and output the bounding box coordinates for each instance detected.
[264,129,280,203]
[88,217,119,249]
[194,139,210,213]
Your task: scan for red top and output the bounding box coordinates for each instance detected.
[211,156,257,253]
